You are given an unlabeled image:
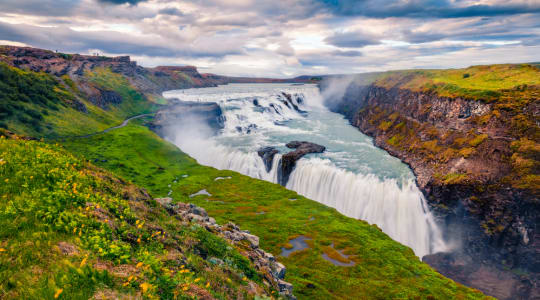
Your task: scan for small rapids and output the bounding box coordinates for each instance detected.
[163,83,447,258]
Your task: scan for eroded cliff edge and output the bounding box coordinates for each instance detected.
[327,65,539,299]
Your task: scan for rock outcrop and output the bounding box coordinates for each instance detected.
[257,141,325,186]
[155,197,296,299]
[279,141,325,186]
[332,81,539,299]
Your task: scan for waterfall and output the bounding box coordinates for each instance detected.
[163,83,447,258]
[287,158,446,257]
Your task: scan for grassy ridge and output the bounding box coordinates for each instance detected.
[61,123,490,299]
[374,63,540,102]
[0,133,280,299]
[0,63,159,138]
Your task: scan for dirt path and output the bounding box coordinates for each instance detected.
[54,113,154,140]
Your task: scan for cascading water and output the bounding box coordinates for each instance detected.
[162,83,447,258]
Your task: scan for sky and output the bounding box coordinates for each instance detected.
[1,0,539,77]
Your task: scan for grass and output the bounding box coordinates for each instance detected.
[61,123,490,299]
[0,63,160,138]
[374,63,540,102]
[0,132,278,299]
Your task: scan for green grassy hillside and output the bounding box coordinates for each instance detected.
[61,123,489,299]
[0,62,158,138]
[0,133,281,299]
[374,63,540,102]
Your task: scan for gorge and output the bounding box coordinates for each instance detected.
[155,83,447,259]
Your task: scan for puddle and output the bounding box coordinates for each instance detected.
[289,198,297,201]
[280,236,312,257]
[255,211,266,215]
[189,189,212,198]
[321,243,355,267]
[182,175,189,178]
[214,176,232,181]
[309,217,315,221]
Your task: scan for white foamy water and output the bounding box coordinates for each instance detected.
[162,83,446,257]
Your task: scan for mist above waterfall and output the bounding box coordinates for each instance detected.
[161,83,447,257]
[319,75,355,109]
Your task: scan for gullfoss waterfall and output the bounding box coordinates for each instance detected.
[162,84,447,258]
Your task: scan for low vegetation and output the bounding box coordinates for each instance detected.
[0,132,276,299]
[374,63,540,102]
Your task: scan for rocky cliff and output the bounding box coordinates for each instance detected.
[330,65,539,299]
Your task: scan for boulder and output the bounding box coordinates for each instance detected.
[278,141,325,186]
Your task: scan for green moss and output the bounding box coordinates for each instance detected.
[378,120,393,131]
[387,134,404,147]
[443,173,469,185]
[469,134,488,147]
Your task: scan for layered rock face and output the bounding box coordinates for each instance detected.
[333,83,539,299]
[0,46,223,109]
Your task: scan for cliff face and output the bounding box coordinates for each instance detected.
[0,46,220,96]
[332,79,539,299]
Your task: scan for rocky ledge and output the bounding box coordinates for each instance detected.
[155,197,296,300]
[258,141,326,186]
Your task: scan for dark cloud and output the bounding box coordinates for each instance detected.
[97,0,146,5]
[331,49,363,56]
[324,31,380,48]
[158,7,183,16]
[0,0,79,16]
[400,15,540,44]
[316,0,540,18]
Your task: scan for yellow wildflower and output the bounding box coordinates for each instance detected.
[137,223,143,229]
[242,277,247,281]
[182,285,189,291]
[80,257,87,267]
[135,220,140,225]
[136,262,144,269]
[205,282,210,288]
[4,179,8,183]
[137,237,141,243]
[0,248,6,252]
[30,176,33,179]
[54,288,63,299]
[140,282,152,294]
[194,278,201,283]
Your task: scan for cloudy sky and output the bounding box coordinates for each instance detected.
[1,0,539,77]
